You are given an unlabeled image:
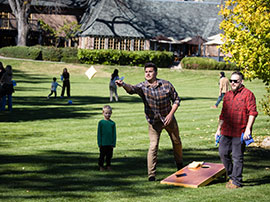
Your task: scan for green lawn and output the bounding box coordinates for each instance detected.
[0,58,269,202]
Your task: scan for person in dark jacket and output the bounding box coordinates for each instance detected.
[0,65,14,111]
[60,68,70,98]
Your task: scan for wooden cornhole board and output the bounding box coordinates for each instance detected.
[161,162,226,188]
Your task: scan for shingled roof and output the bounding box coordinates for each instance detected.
[79,0,223,40]
[0,0,89,8]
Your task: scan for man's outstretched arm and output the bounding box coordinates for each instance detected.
[115,80,132,93]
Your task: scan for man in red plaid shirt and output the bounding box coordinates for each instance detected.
[215,71,258,189]
[116,62,183,181]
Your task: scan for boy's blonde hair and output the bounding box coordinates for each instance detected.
[103,105,112,112]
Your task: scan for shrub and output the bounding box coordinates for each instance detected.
[0,46,42,60]
[77,49,173,67]
[180,57,239,70]
[60,47,79,63]
[41,46,62,62]
[260,86,270,118]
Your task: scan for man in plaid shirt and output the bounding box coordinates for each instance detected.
[215,71,258,189]
[116,62,183,181]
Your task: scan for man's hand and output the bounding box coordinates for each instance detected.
[215,129,220,141]
[164,113,173,126]
[243,128,251,140]
[115,80,124,87]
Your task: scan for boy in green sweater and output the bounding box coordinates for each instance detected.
[97,105,116,171]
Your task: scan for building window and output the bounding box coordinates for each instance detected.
[114,38,120,50]
[0,12,9,29]
[120,39,125,50]
[126,39,131,51]
[94,37,99,49]
[100,38,105,49]
[134,39,139,51]
[108,38,114,49]
[140,40,145,51]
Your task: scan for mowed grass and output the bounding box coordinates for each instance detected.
[0,58,269,202]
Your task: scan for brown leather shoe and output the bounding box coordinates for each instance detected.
[225,179,233,188]
[226,180,241,189]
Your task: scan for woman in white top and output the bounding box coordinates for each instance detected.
[109,69,119,102]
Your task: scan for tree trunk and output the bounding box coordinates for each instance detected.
[8,0,31,46]
[17,12,29,46]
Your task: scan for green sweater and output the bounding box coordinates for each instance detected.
[97,119,116,147]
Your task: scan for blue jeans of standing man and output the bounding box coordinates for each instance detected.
[219,135,245,187]
[0,94,12,111]
[215,93,225,107]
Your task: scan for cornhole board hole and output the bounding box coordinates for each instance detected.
[161,162,226,188]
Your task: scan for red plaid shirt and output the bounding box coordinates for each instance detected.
[128,79,181,124]
[220,85,258,137]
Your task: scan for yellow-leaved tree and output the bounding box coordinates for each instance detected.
[219,0,270,117]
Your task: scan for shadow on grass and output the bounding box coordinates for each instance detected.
[0,106,98,122]
[0,148,219,199]
[13,69,50,84]
[12,95,142,106]
[0,150,148,200]
[181,96,217,101]
[0,95,142,122]
[0,147,269,199]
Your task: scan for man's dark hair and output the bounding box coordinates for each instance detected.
[231,71,244,80]
[53,77,57,81]
[144,62,157,72]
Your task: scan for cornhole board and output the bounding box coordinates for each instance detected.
[160,162,226,188]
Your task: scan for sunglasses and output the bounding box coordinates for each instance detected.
[229,79,240,83]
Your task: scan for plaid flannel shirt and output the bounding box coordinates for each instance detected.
[220,85,258,137]
[128,79,181,124]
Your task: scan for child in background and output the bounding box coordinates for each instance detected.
[47,77,62,99]
[97,105,116,171]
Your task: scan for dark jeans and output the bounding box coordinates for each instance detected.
[215,93,225,107]
[219,135,245,186]
[0,94,12,111]
[98,146,113,167]
[61,80,70,97]
[48,90,57,98]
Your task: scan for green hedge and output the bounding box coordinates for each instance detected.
[0,46,42,60]
[41,46,62,62]
[0,46,173,67]
[60,47,79,63]
[0,46,80,63]
[78,49,174,67]
[180,57,239,70]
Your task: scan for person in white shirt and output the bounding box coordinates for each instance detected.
[47,77,62,99]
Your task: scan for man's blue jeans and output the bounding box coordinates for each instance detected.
[215,93,225,107]
[0,95,12,111]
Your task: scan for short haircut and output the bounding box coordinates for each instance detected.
[53,77,57,81]
[144,62,157,72]
[231,71,244,80]
[103,105,112,112]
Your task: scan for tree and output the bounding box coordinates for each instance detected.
[219,0,270,117]
[8,0,32,46]
[58,21,81,47]
[39,20,81,47]
[219,0,270,84]
[8,0,63,46]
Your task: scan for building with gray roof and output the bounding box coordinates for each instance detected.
[1,0,223,55]
[78,0,223,56]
